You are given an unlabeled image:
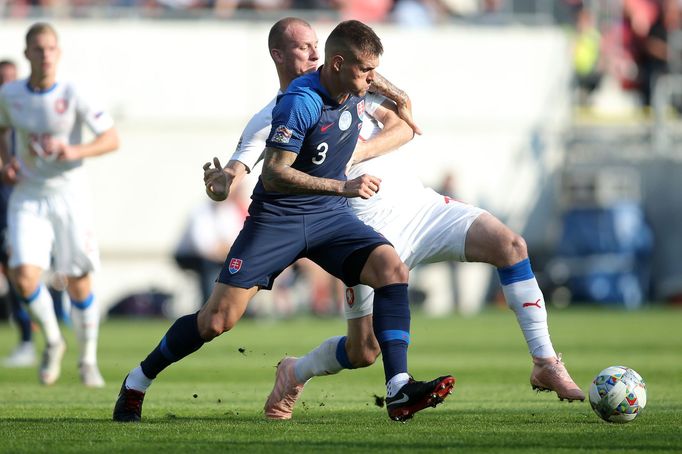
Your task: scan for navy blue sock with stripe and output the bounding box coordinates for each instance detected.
[140,312,205,379]
[372,283,410,383]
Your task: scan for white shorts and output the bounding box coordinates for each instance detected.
[7,184,100,276]
[344,188,486,319]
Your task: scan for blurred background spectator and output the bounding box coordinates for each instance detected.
[174,183,249,305]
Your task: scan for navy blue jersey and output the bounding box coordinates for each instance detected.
[250,70,365,215]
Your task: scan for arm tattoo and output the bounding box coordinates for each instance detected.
[262,148,343,196]
[370,72,409,107]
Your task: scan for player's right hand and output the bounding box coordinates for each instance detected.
[0,159,20,185]
[203,157,230,201]
[343,174,381,199]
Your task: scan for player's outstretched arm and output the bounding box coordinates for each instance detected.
[352,98,414,164]
[261,147,380,199]
[370,72,421,136]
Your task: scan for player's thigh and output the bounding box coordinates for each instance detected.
[464,212,524,265]
[7,191,53,270]
[400,190,487,267]
[217,214,306,290]
[360,243,407,287]
[306,210,390,287]
[53,190,100,276]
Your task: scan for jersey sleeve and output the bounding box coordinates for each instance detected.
[72,84,115,135]
[265,90,321,154]
[230,97,275,172]
[364,92,386,118]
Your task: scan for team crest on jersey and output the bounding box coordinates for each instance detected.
[357,100,365,119]
[339,111,352,131]
[272,125,292,144]
[345,287,355,308]
[228,258,243,274]
[54,98,68,114]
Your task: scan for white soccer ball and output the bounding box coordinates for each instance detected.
[589,366,647,423]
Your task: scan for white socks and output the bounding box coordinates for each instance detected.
[24,284,62,346]
[126,366,153,392]
[70,293,100,366]
[501,277,557,358]
[293,336,345,384]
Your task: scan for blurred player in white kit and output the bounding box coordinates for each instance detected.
[202,17,585,419]
[0,22,119,387]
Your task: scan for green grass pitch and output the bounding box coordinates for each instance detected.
[1,307,681,453]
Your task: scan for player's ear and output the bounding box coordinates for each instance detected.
[331,54,344,72]
[270,48,283,64]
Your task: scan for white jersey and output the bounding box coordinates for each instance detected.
[0,79,114,191]
[231,94,278,173]
[346,93,425,225]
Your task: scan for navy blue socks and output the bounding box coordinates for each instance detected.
[372,283,410,382]
[140,312,205,379]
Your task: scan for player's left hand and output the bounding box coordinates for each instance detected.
[203,157,230,201]
[343,174,381,199]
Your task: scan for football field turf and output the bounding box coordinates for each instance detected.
[1,307,681,453]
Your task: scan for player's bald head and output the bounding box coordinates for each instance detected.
[268,17,312,51]
[324,20,383,64]
[26,22,58,47]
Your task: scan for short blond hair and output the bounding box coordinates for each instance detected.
[26,22,58,47]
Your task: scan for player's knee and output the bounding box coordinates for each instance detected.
[380,260,408,285]
[499,232,528,267]
[198,311,238,340]
[10,272,39,300]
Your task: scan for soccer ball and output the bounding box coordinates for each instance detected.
[589,366,647,423]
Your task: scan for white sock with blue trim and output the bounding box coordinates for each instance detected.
[294,336,346,384]
[70,293,100,365]
[498,259,556,359]
[23,283,62,346]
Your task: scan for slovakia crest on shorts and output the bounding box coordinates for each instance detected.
[357,99,365,119]
[272,125,292,144]
[228,258,243,275]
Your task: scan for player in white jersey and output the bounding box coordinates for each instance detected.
[202,18,584,419]
[0,23,119,387]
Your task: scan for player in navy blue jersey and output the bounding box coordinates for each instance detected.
[113,19,453,423]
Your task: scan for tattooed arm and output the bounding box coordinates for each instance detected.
[261,147,381,199]
[370,72,422,135]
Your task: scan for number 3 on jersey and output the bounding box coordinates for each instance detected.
[312,142,328,165]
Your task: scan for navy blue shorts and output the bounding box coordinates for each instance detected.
[217,208,391,290]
